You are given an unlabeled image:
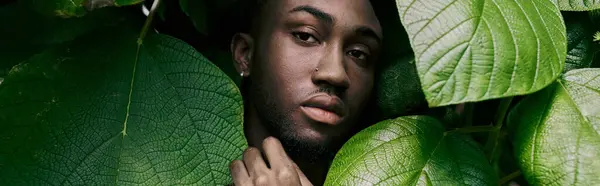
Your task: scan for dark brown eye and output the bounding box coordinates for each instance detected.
[292,32,318,43]
[348,50,368,60]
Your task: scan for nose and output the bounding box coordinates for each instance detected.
[312,45,350,92]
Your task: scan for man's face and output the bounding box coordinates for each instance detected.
[248,0,382,159]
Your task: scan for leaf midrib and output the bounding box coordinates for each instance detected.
[332,132,421,185]
[557,80,595,184]
[113,41,142,186]
[412,134,444,185]
[330,119,424,185]
[559,80,596,134]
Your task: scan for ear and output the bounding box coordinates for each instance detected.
[231,33,254,77]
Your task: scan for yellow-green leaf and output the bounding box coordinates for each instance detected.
[325,116,497,186]
[395,0,567,107]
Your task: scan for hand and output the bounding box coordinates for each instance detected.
[229,137,313,186]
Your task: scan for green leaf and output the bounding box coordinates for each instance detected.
[0,2,129,70]
[203,50,241,86]
[0,26,246,185]
[395,0,567,107]
[556,0,600,11]
[508,68,600,185]
[21,0,143,17]
[180,0,209,35]
[564,12,596,72]
[324,116,497,186]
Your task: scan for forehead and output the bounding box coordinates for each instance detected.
[264,0,382,34]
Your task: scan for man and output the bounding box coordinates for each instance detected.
[229,0,382,185]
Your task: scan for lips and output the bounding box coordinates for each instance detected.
[300,94,346,125]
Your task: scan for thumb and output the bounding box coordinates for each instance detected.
[293,163,313,186]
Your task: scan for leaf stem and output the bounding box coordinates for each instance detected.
[485,97,513,161]
[493,97,513,129]
[498,170,521,185]
[138,0,161,45]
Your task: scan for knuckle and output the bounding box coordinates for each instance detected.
[263,136,277,145]
[277,168,295,179]
[239,182,253,186]
[253,175,270,185]
[229,160,240,169]
[243,147,258,156]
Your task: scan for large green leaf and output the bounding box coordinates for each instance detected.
[0,26,246,185]
[203,50,241,86]
[395,0,567,107]
[556,0,600,11]
[508,68,600,185]
[22,0,143,17]
[0,2,127,70]
[564,12,596,72]
[324,116,497,186]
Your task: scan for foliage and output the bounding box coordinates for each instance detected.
[509,69,600,185]
[0,0,599,185]
[325,116,497,186]
[0,1,245,185]
[397,0,567,107]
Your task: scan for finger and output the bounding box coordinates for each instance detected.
[243,147,269,177]
[229,160,252,186]
[293,163,313,186]
[262,136,294,170]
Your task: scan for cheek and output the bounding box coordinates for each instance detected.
[257,33,320,105]
[347,69,374,111]
[269,35,320,75]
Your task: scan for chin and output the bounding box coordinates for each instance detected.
[291,114,338,144]
[294,127,328,143]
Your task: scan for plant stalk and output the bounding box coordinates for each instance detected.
[485,97,513,161]
[492,97,513,129]
[138,0,161,45]
[499,170,521,185]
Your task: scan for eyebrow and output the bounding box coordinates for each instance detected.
[355,26,383,45]
[289,5,334,26]
[289,5,382,45]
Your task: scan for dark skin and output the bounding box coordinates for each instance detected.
[230,0,382,185]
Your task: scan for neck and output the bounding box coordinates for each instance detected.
[244,101,329,185]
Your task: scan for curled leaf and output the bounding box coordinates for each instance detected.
[509,68,600,185]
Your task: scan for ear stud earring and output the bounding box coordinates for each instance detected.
[315,68,319,72]
[240,72,244,77]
